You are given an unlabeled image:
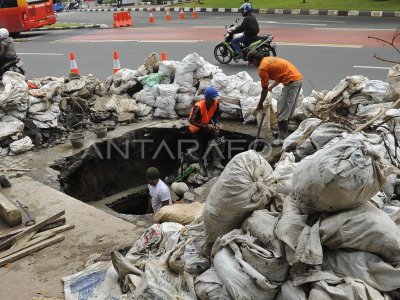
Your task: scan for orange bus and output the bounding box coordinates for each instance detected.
[0,0,56,34]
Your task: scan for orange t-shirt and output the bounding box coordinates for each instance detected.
[258,57,303,88]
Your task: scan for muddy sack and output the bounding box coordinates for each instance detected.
[203,150,276,245]
[293,137,386,214]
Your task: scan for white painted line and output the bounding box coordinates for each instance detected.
[292,19,345,23]
[277,42,363,48]
[52,40,138,43]
[18,52,63,55]
[260,20,327,26]
[316,27,395,31]
[137,40,203,43]
[354,65,391,70]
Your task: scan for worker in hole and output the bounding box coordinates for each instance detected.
[188,86,224,177]
[146,167,172,213]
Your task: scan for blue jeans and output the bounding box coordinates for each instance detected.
[231,35,257,55]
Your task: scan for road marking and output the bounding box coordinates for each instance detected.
[137,40,203,43]
[292,19,346,23]
[353,65,391,70]
[17,52,64,55]
[277,42,363,48]
[192,26,223,28]
[260,20,327,26]
[316,27,396,31]
[52,39,203,43]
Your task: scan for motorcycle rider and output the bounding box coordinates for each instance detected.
[230,2,259,60]
[0,28,17,69]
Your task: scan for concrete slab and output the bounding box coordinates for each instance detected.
[0,176,145,299]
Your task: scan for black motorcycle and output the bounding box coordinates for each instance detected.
[63,0,81,11]
[214,18,277,64]
[0,57,26,80]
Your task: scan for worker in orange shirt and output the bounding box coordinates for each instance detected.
[247,50,303,146]
[188,86,223,177]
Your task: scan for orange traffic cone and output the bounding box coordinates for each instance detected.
[69,52,79,75]
[149,12,155,23]
[161,52,167,61]
[192,7,198,18]
[113,51,121,74]
[165,9,172,21]
[179,8,185,19]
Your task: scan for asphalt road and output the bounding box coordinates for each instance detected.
[11,11,399,95]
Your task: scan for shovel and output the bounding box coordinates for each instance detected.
[252,112,266,150]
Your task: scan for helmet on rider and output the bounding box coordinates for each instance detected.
[239,2,252,17]
[0,28,9,40]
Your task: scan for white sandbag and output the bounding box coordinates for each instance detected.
[293,136,387,214]
[159,60,181,77]
[153,108,178,119]
[233,71,254,92]
[275,280,306,300]
[382,205,400,224]
[64,77,86,92]
[197,78,213,94]
[135,85,159,107]
[154,202,204,225]
[212,230,282,300]
[175,92,195,110]
[359,80,389,103]
[30,103,60,128]
[194,57,221,79]
[211,73,235,93]
[114,68,139,82]
[323,76,368,103]
[63,262,122,300]
[301,96,317,117]
[203,150,276,244]
[241,210,283,256]
[221,112,240,120]
[135,259,196,299]
[273,152,297,196]
[282,118,322,151]
[244,82,263,97]
[356,102,393,118]
[387,64,400,95]
[219,102,241,115]
[9,136,34,155]
[320,202,400,263]
[0,119,24,141]
[0,71,29,112]
[174,65,194,89]
[195,267,230,300]
[322,249,400,292]
[275,196,323,266]
[181,53,202,73]
[135,102,153,117]
[309,276,388,300]
[240,97,258,123]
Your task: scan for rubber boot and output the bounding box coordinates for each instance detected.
[272,120,288,147]
[198,159,207,177]
[212,147,224,170]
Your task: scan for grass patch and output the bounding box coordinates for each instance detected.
[43,23,86,28]
[177,0,400,11]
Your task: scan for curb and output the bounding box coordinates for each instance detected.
[78,6,400,17]
[31,23,108,31]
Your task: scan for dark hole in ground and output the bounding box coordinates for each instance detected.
[51,126,259,214]
[106,186,149,215]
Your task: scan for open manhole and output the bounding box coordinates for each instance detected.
[52,126,260,215]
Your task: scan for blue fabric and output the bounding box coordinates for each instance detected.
[231,35,257,55]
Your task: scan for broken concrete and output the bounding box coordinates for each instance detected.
[0,192,22,227]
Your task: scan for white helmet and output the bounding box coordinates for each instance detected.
[0,28,9,39]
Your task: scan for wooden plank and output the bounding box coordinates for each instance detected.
[0,217,66,241]
[0,211,64,251]
[0,232,36,259]
[0,193,22,227]
[32,224,74,239]
[0,234,65,267]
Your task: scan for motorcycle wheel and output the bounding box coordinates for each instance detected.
[214,43,232,64]
[260,45,277,57]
